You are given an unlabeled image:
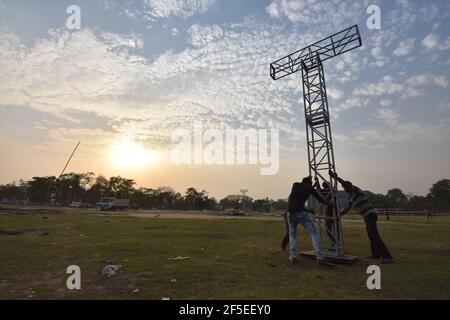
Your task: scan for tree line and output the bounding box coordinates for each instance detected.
[0,173,448,212]
[365,181,450,212]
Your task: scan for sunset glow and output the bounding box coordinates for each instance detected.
[110,139,155,170]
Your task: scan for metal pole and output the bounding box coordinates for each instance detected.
[59,141,81,178]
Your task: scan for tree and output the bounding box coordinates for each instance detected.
[220,195,241,210]
[205,197,219,210]
[273,199,288,211]
[57,173,87,204]
[366,192,389,209]
[108,176,136,198]
[172,192,186,210]
[252,198,272,212]
[86,175,110,204]
[407,195,427,210]
[386,188,407,209]
[155,187,178,209]
[28,176,56,204]
[239,195,253,211]
[3,172,448,213]
[428,179,450,211]
[0,180,28,203]
[184,188,212,210]
[126,187,185,210]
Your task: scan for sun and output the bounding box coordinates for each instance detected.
[110,139,155,170]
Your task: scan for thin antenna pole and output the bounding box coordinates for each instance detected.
[59,141,81,178]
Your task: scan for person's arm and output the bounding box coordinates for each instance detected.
[340,198,353,216]
[311,187,330,206]
[313,176,321,190]
[329,170,348,188]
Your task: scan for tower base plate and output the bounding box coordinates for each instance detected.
[300,250,359,264]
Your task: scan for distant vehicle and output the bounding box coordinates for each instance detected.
[96,197,129,211]
[69,201,90,208]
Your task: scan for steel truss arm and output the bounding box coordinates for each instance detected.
[270,25,362,80]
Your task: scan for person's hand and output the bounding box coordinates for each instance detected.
[329,170,337,178]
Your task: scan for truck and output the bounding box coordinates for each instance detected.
[96,197,129,211]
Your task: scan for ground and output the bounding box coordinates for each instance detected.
[0,208,449,300]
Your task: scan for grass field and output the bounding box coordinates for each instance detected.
[1,208,449,300]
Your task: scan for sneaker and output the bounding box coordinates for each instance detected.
[289,257,298,264]
[317,259,336,267]
[381,257,395,264]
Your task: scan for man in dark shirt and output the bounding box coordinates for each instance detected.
[314,178,338,247]
[283,176,334,267]
[329,170,394,263]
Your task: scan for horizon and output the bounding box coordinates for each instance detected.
[1,169,445,201]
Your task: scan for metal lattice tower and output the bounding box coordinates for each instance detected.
[270,25,362,258]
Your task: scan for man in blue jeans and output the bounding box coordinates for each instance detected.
[286,177,335,267]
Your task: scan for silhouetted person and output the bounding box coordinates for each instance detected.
[425,209,432,223]
[329,170,394,264]
[283,176,335,267]
[314,177,339,247]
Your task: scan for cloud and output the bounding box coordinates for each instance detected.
[422,33,439,49]
[332,96,369,116]
[436,101,450,112]
[353,73,447,101]
[1,0,449,155]
[328,88,345,100]
[187,24,223,46]
[375,108,399,126]
[266,1,280,18]
[380,99,392,107]
[353,118,450,148]
[369,46,388,68]
[144,0,216,19]
[393,38,415,56]
[265,0,367,30]
[417,3,440,22]
[353,76,422,99]
[0,29,147,118]
[406,74,448,88]
[387,0,417,28]
[100,0,216,24]
[421,33,450,51]
[122,6,140,19]
[0,22,311,152]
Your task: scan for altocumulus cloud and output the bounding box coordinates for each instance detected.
[0,22,316,152]
[1,0,449,153]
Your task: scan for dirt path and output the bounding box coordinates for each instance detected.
[97,211,439,227]
[98,212,282,221]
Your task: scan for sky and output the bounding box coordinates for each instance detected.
[0,0,449,199]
